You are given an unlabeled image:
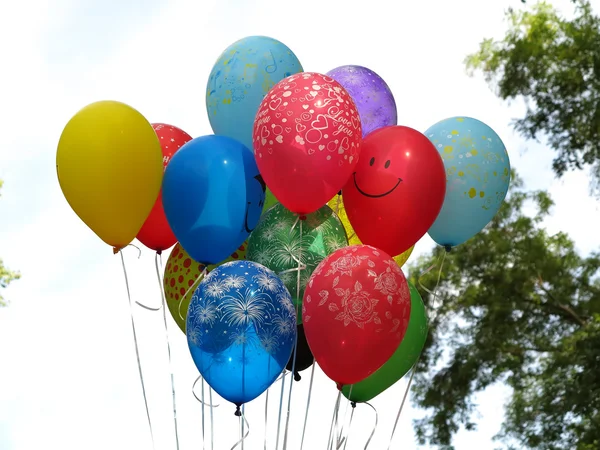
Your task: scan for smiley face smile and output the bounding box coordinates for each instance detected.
[353,172,402,198]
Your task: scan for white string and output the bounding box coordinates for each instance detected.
[230,407,250,450]
[179,267,208,322]
[299,363,316,450]
[363,402,378,450]
[154,253,180,450]
[119,250,155,450]
[282,218,303,450]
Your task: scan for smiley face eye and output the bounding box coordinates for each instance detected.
[369,157,375,166]
[384,160,391,169]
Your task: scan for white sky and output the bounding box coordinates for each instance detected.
[1,0,599,449]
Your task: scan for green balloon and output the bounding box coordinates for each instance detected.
[342,282,428,403]
[247,203,348,324]
[262,188,279,213]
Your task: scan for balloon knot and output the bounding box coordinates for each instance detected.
[351,401,357,408]
[112,246,120,255]
[294,372,302,382]
[338,190,342,196]
[156,249,162,256]
[234,405,242,417]
[444,245,452,253]
[336,383,343,391]
[299,215,307,221]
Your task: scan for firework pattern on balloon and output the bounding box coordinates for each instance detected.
[247,204,348,323]
[187,260,296,405]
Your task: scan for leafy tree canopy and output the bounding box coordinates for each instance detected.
[466,1,600,189]
[409,171,600,450]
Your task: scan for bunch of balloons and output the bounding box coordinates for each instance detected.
[56,33,511,413]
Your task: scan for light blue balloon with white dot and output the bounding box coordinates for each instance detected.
[206,36,303,150]
[425,117,511,248]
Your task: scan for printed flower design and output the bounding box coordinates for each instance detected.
[372,267,400,304]
[329,281,380,329]
[399,279,411,305]
[325,253,367,277]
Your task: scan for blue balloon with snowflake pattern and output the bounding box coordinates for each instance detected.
[186,260,297,406]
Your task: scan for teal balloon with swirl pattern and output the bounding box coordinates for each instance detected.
[206,36,303,150]
[247,203,348,324]
[425,117,511,248]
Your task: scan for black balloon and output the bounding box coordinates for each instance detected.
[286,325,314,381]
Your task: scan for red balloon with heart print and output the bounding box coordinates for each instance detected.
[342,126,446,256]
[253,72,363,215]
[137,123,193,253]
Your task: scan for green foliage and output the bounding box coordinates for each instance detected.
[0,179,20,306]
[465,1,600,188]
[408,171,600,449]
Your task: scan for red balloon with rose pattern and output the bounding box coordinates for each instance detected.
[253,72,363,214]
[302,245,411,386]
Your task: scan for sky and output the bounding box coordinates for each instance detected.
[1,0,599,449]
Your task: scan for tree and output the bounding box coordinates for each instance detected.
[0,179,20,306]
[408,172,600,450]
[465,1,600,189]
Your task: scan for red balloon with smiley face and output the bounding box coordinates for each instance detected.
[342,126,446,256]
[253,72,362,215]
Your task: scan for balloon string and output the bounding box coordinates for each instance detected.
[363,402,378,450]
[264,378,270,450]
[119,250,155,450]
[386,250,448,449]
[336,385,353,449]
[299,362,316,450]
[417,249,448,313]
[192,376,221,407]
[327,391,342,450]
[122,244,160,311]
[342,407,354,450]
[179,267,208,322]
[154,253,180,450]
[274,371,287,450]
[209,385,215,450]
[242,405,246,450]
[386,364,417,450]
[230,406,250,450]
[202,378,206,450]
[282,219,303,450]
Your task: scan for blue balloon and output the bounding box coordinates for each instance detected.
[425,117,511,248]
[162,135,265,265]
[206,35,303,150]
[186,261,296,407]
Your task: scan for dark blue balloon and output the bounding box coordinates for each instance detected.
[162,135,265,265]
[187,260,296,406]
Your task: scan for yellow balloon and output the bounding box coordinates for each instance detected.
[327,194,414,267]
[56,101,163,251]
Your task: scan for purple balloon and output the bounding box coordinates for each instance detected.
[326,65,397,137]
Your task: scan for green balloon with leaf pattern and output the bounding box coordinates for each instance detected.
[247,203,348,324]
